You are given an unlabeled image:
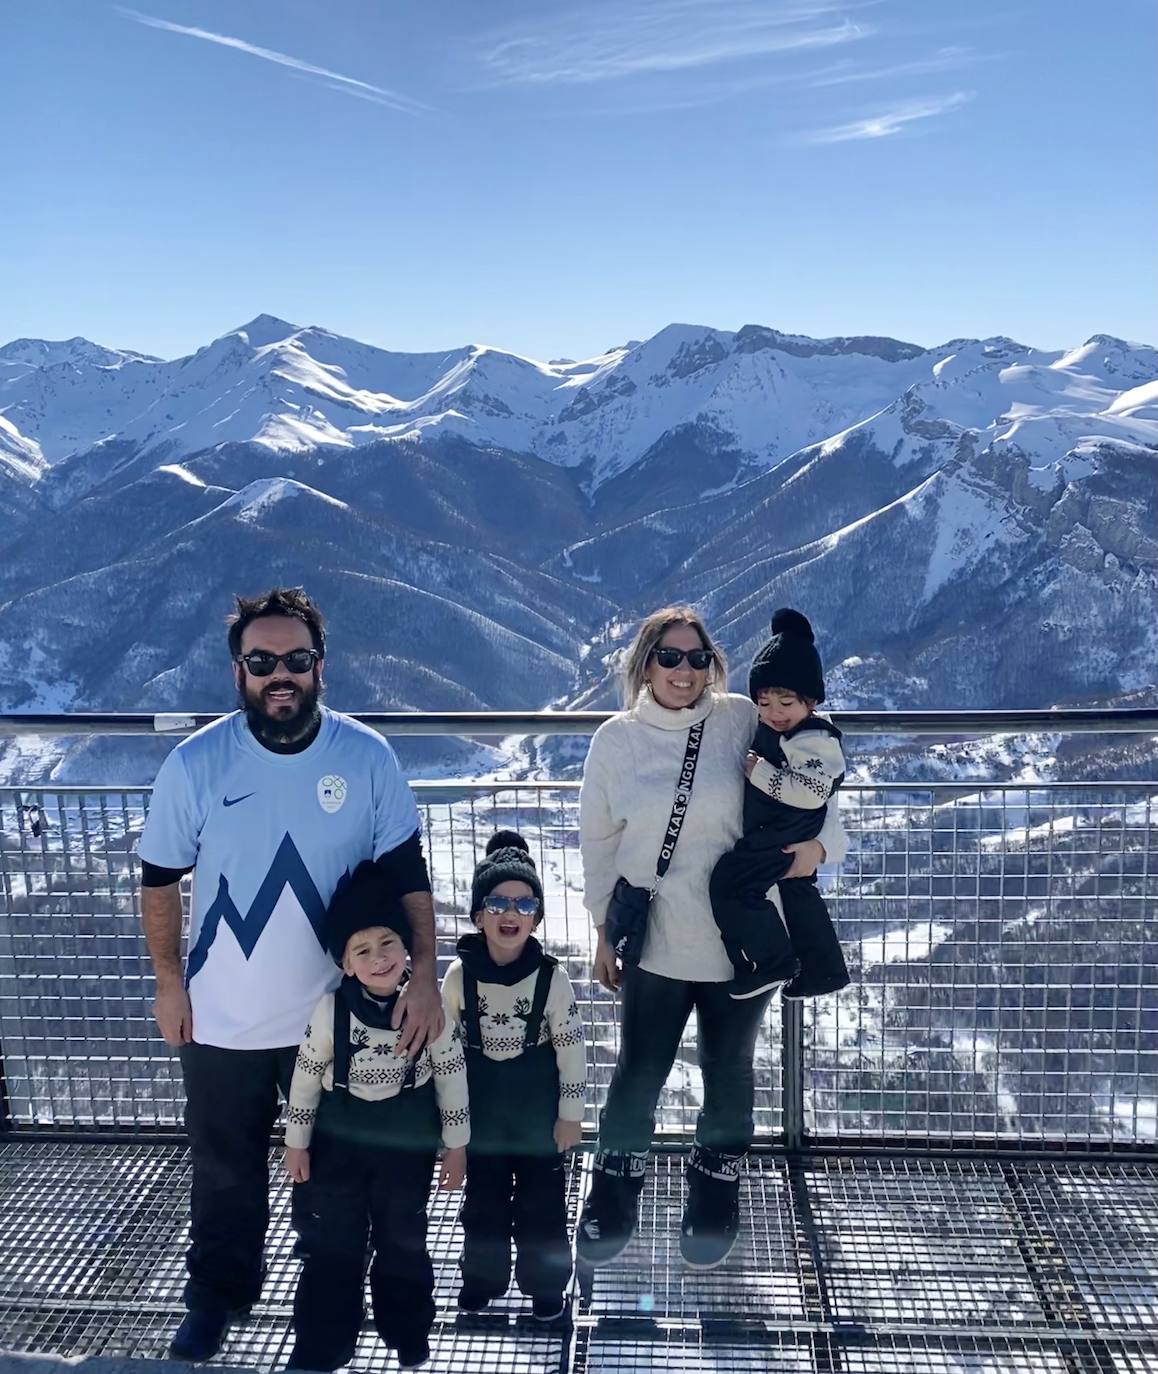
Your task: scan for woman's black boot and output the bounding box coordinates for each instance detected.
[576,1150,648,1266]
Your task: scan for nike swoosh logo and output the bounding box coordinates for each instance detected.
[223,793,256,807]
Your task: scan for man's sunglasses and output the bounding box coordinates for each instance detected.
[651,647,713,670]
[481,895,542,918]
[235,649,320,676]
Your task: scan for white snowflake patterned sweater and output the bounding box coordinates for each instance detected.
[442,935,587,1123]
[744,714,845,839]
[284,986,470,1150]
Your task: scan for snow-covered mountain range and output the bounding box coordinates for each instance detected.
[0,315,1154,781]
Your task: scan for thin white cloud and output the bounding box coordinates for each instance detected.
[801,90,974,143]
[119,8,428,114]
[803,47,985,87]
[477,0,873,86]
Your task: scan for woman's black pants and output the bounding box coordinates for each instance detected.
[597,966,774,1155]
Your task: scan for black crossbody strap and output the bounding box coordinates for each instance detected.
[653,719,704,886]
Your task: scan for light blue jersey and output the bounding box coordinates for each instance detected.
[139,707,421,1050]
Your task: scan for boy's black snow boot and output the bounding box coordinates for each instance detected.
[679,1144,742,1270]
[170,1307,244,1363]
[575,1150,648,1266]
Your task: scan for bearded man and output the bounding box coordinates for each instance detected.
[138,586,443,1361]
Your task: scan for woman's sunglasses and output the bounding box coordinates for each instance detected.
[481,895,542,917]
[235,649,320,676]
[651,647,713,670]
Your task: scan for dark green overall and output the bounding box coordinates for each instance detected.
[459,952,572,1301]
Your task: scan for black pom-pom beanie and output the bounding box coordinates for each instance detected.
[748,607,826,703]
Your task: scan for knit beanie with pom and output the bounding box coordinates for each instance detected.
[469,830,544,922]
[748,607,825,703]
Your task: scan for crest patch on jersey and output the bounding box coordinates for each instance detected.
[317,774,348,813]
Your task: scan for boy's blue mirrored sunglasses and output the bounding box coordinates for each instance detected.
[482,895,541,917]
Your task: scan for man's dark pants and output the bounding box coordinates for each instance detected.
[179,1042,298,1314]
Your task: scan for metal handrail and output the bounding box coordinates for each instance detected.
[2,779,1156,796]
[0,707,1156,738]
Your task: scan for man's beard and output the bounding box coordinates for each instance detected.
[240,674,323,746]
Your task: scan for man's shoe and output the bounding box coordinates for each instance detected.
[169,1308,234,1362]
[679,1145,742,1270]
[729,956,799,1001]
[531,1293,568,1323]
[396,1336,431,1369]
[575,1150,648,1266]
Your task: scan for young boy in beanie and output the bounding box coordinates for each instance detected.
[283,860,469,1372]
[442,831,586,1324]
[709,608,850,1001]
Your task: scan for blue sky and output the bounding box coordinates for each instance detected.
[2,0,1154,361]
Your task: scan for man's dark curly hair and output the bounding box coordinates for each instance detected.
[226,587,327,659]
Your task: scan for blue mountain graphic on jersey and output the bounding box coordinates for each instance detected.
[185,833,330,983]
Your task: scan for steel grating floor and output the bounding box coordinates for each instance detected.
[0,1142,1156,1373]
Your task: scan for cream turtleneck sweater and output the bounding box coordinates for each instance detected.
[579,689,848,983]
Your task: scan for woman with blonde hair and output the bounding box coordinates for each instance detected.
[576,606,847,1269]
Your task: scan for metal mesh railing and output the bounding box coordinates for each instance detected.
[0,789,183,1129]
[2,781,1154,1150]
[805,785,1158,1149]
[2,785,1158,1148]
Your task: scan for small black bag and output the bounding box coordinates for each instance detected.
[605,875,653,966]
[604,720,704,968]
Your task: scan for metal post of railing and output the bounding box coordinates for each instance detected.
[0,1043,11,1136]
[0,798,12,1137]
[782,996,805,1153]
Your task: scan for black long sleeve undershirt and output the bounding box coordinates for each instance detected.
[141,828,431,893]
[373,828,431,896]
[140,859,192,888]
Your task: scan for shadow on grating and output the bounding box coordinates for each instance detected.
[3,1142,1158,1372]
[803,1155,1050,1327]
[1011,1162,1158,1330]
[0,1142,192,1308]
[571,1328,1158,1374]
[0,1306,291,1366]
[0,1141,577,1373]
[1112,1353,1158,1374]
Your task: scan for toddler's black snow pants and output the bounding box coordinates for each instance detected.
[710,830,849,996]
